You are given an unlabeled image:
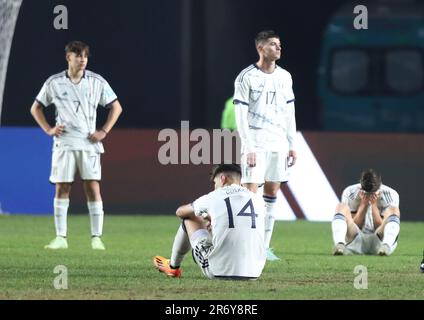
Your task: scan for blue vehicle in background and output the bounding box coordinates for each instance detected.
[318,0,424,132]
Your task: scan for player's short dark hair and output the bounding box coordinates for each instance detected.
[255,30,280,46]
[210,164,242,181]
[360,169,382,193]
[65,41,90,56]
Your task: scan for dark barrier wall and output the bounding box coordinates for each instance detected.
[1,128,422,220]
[3,0,349,129]
[304,132,424,221]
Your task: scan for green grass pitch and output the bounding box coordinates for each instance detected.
[0,214,423,299]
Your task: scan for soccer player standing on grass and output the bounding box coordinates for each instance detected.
[153,164,266,280]
[30,41,122,250]
[331,169,401,256]
[233,30,297,261]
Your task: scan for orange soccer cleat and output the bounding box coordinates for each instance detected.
[153,255,182,278]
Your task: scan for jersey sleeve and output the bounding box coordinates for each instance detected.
[382,189,400,208]
[341,187,351,205]
[192,194,210,216]
[283,73,295,103]
[233,73,250,106]
[283,73,296,150]
[99,81,118,107]
[286,101,296,150]
[35,82,52,108]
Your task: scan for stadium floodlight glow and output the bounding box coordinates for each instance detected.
[287,132,339,221]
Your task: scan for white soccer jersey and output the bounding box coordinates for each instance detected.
[341,183,400,233]
[233,64,296,152]
[192,184,266,278]
[35,70,117,153]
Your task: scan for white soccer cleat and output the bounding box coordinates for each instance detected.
[91,236,105,250]
[266,248,281,261]
[333,242,346,256]
[377,243,390,256]
[44,236,68,249]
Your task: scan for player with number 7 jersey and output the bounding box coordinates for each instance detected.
[153,164,266,280]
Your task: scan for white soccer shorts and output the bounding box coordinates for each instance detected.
[50,150,102,183]
[345,226,398,255]
[240,151,289,184]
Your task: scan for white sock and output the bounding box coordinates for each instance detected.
[170,223,192,268]
[263,195,277,249]
[332,213,347,245]
[54,198,69,237]
[382,215,400,246]
[87,201,104,237]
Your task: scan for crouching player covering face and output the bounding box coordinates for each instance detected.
[331,169,400,256]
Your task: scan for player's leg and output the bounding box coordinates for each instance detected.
[262,151,289,261]
[79,151,105,250]
[331,203,358,255]
[244,183,259,193]
[45,150,76,249]
[83,180,105,250]
[263,181,281,261]
[154,216,209,278]
[375,206,400,256]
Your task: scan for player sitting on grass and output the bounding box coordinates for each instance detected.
[331,169,400,256]
[153,164,266,279]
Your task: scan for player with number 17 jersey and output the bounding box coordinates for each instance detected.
[192,184,266,278]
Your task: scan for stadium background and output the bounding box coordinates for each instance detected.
[1,0,423,220]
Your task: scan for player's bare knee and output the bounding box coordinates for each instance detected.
[83,181,101,201]
[335,203,350,217]
[55,183,71,198]
[384,206,400,218]
[263,182,280,197]
[182,216,205,235]
[244,183,258,193]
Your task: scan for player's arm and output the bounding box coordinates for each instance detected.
[234,102,257,167]
[369,192,383,228]
[89,100,123,142]
[30,101,64,137]
[285,73,297,167]
[176,203,196,219]
[234,103,256,165]
[352,191,369,228]
[234,74,256,166]
[287,103,297,167]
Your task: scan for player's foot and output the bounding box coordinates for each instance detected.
[333,242,346,256]
[91,236,106,250]
[266,248,281,261]
[377,243,390,256]
[420,255,424,273]
[153,255,182,278]
[44,236,68,249]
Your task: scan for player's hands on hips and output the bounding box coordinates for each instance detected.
[47,124,65,137]
[88,130,107,143]
[246,152,256,167]
[288,150,297,167]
